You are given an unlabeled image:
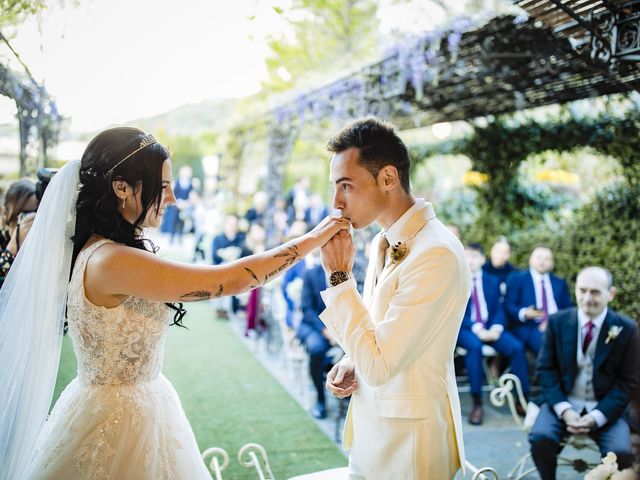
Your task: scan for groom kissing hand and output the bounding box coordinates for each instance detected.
[317,117,470,480]
[322,229,358,400]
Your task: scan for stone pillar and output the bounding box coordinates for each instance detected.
[263,123,298,248]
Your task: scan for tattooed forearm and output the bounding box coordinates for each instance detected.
[265,245,301,282]
[180,290,213,302]
[244,267,261,288]
[242,244,302,290]
[264,262,292,283]
[214,284,224,298]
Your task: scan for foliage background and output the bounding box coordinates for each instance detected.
[410,105,640,321]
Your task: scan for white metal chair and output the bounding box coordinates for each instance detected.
[202,447,229,480]
[456,344,504,392]
[238,443,275,480]
[490,373,601,479]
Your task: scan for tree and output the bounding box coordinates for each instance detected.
[1,0,45,29]
[262,0,381,92]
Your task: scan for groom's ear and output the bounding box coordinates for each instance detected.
[379,165,399,191]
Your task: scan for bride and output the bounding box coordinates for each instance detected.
[0,127,348,479]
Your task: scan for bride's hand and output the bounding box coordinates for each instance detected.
[307,215,351,247]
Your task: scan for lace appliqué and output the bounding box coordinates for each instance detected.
[65,239,178,478]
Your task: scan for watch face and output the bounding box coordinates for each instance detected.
[330,271,349,287]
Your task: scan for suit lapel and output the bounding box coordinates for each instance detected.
[525,272,536,308]
[594,311,616,371]
[564,310,579,377]
[373,207,430,294]
[363,234,382,305]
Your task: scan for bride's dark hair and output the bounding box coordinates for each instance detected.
[71,126,186,326]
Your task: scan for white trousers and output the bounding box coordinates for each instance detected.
[348,456,366,480]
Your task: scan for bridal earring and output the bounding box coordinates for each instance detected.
[122,197,126,209]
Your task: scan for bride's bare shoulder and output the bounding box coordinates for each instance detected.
[83,237,152,271]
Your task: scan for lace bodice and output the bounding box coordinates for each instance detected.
[66,239,171,386]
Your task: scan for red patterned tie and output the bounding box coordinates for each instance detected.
[582,321,595,353]
[472,277,485,325]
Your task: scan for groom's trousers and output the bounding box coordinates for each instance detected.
[348,456,365,480]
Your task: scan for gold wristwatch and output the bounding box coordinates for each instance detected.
[329,271,350,287]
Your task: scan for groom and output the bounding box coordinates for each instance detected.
[318,117,470,479]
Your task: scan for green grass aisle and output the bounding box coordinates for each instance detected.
[53,301,346,479]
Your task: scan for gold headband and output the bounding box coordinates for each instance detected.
[108,134,157,174]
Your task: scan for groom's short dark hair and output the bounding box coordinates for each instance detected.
[327,117,411,193]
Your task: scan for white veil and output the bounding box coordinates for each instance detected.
[0,160,81,480]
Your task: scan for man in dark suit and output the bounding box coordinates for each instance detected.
[211,215,245,318]
[303,194,329,229]
[482,237,519,300]
[297,260,337,419]
[529,267,639,479]
[458,243,530,425]
[505,246,572,355]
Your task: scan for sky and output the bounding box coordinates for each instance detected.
[0,0,488,132]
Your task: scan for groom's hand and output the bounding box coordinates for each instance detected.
[321,230,355,273]
[327,358,358,399]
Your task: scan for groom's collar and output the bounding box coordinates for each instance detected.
[383,199,435,246]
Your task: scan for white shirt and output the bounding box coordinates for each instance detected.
[553,308,608,427]
[470,270,504,335]
[518,268,559,322]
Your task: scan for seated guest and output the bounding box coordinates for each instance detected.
[297,258,336,419]
[241,224,266,336]
[211,214,246,319]
[245,191,268,227]
[505,246,572,355]
[0,179,39,288]
[458,243,529,425]
[303,194,328,229]
[529,267,639,480]
[1,178,38,250]
[483,237,519,299]
[281,221,311,328]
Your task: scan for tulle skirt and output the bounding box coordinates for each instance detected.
[26,375,212,480]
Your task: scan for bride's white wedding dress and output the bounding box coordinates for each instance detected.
[25,239,212,479]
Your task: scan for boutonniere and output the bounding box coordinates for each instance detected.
[389,242,408,264]
[387,223,428,265]
[605,325,623,344]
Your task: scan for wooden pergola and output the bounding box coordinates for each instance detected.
[228,4,639,239]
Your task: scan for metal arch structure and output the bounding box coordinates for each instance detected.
[0,62,61,176]
[515,0,640,75]
[228,12,639,235]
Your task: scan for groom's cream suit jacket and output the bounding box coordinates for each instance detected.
[320,200,470,479]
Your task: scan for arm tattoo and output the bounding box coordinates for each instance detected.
[243,245,302,287]
[244,267,261,288]
[180,290,212,302]
[265,245,301,282]
[214,284,224,298]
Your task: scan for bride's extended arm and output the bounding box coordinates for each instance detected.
[85,216,349,304]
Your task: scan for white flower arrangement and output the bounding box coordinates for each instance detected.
[584,452,638,480]
[605,326,623,345]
